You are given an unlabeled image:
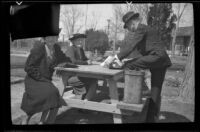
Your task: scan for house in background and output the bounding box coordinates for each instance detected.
[173,26,193,56]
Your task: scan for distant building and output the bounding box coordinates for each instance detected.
[172,26,193,55]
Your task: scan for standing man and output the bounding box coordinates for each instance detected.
[113,11,172,122]
[65,33,97,101]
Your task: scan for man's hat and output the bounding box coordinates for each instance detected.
[122,11,140,29]
[69,33,87,41]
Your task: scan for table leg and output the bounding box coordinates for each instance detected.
[107,79,122,123]
[58,73,70,96]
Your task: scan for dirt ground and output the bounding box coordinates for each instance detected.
[10,68,194,124]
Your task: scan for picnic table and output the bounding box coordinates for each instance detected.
[55,64,147,123]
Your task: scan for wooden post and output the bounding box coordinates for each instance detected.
[123,70,145,104]
[107,79,122,123]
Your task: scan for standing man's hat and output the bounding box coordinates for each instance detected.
[122,11,140,29]
[69,33,87,41]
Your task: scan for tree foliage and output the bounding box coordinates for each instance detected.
[147,3,177,49]
[85,29,109,55]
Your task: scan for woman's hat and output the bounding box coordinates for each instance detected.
[69,33,87,41]
[122,11,140,29]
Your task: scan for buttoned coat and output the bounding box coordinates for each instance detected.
[21,41,71,115]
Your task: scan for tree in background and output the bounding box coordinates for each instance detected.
[85,29,109,55]
[109,5,123,53]
[178,25,194,104]
[147,3,177,49]
[60,5,84,38]
[171,3,188,56]
[87,11,101,30]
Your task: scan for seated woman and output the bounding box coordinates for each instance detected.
[21,35,72,125]
[65,33,98,101]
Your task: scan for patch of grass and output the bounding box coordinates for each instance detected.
[11,68,26,77]
[10,55,27,68]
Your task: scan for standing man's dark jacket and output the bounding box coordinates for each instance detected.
[65,45,88,65]
[117,23,172,69]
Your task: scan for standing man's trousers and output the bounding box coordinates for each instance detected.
[124,54,168,122]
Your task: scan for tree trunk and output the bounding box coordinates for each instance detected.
[179,31,194,104]
[171,4,180,57]
[171,4,188,57]
[171,25,178,56]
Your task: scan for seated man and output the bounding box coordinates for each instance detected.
[65,33,98,101]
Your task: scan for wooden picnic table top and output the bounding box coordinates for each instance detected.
[55,64,124,79]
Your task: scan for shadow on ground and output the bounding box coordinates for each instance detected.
[55,109,191,124]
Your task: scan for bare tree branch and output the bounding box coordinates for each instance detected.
[171,3,188,56]
[60,5,84,38]
[88,11,101,30]
[178,4,188,20]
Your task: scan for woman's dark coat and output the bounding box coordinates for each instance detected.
[21,41,71,115]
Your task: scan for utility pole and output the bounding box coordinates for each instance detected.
[107,19,111,35]
[84,4,88,50]
[107,19,111,49]
[114,14,118,54]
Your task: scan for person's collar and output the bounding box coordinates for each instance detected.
[135,21,140,30]
[45,44,53,59]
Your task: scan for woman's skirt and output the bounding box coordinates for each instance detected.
[21,75,66,116]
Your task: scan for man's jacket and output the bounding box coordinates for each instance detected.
[65,45,88,65]
[117,23,171,68]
